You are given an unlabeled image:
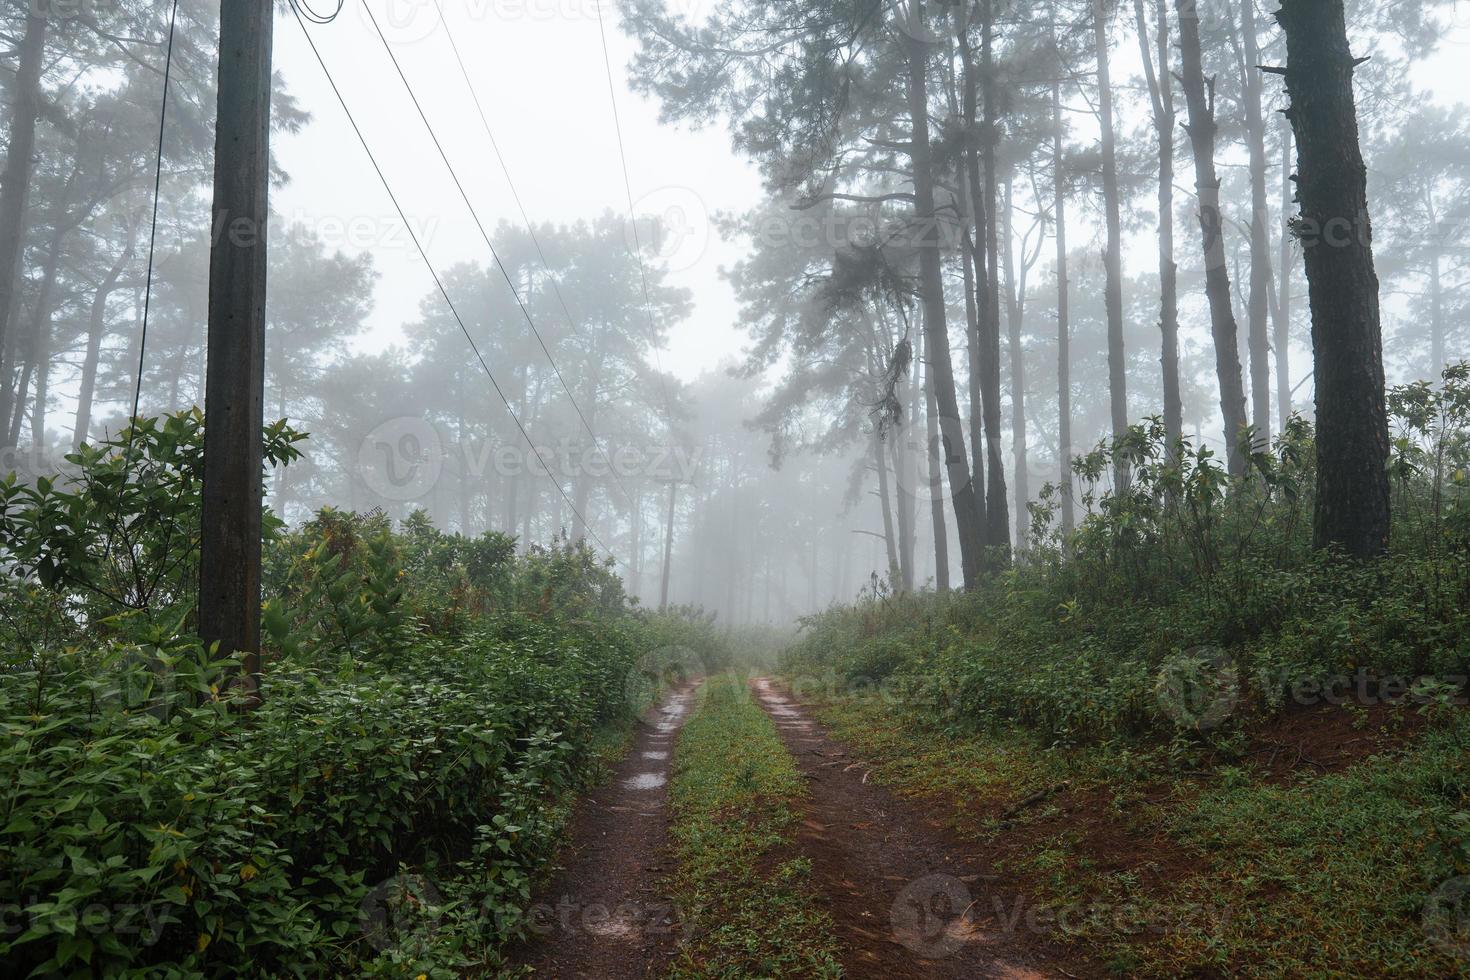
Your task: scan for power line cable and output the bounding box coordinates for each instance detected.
[591,0,679,426]
[361,1,639,516]
[125,0,180,461]
[426,0,647,480]
[287,0,626,568]
[294,0,344,25]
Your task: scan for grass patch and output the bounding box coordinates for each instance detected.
[666,676,843,979]
[1154,715,1470,977]
[801,692,1470,978]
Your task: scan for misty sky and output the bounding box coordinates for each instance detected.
[268,1,1470,393]
[272,0,760,381]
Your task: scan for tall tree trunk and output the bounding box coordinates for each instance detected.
[14,175,77,449]
[979,0,1010,562]
[958,188,987,551]
[1136,0,1183,451]
[30,301,52,449]
[76,244,136,448]
[1275,115,1294,427]
[1430,248,1445,377]
[571,356,604,543]
[660,481,676,609]
[807,484,818,611]
[506,369,526,539]
[1275,0,1391,557]
[893,336,919,592]
[24,229,67,448]
[874,431,901,587]
[1002,178,1029,550]
[457,391,472,534]
[1177,0,1250,477]
[521,483,534,547]
[955,13,989,566]
[9,360,33,447]
[921,327,951,591]
[1094,2,1130,488]
[889,432,917,591]
[629,484,643,600]
[1240,0,1273,444]
[1051,72,1076,538]
[904,0,982,589]
[571,458,592,542]
[0,12,48,427]
[506,466,520,539]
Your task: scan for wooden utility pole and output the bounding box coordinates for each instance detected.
[200,0,273,698]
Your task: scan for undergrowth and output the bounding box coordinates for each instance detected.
[0,414,727,977]
[780,368,1470,976]
[787,368,1470,744]
[806,693,1470,977]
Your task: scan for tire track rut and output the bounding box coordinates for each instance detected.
[514,683,700,978]
[751,677,1061,980]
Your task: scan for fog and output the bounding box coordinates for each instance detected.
[3,0,1469,626]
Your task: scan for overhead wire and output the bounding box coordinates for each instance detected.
[294,0,345,26]
[425,0,649,490]
[361,0,640,515]
[123,0,180,468]
[591,0,680,428]
[286,0,627,568]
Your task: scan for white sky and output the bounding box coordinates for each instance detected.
[272,0,760,382]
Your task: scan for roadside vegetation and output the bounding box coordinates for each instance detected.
[782,373,1470,977]
[0,416,725,977]
[665,676,842,979]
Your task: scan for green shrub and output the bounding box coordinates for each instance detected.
[786,368,1470,744]
[0,415,722,976]
[0,613,663,976]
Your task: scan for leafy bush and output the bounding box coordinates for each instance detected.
[0,625,656,976]
[0,415,719,976]
[0,412,304,655]
[786,367,1470,744]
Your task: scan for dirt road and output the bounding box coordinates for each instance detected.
[514,685,699,979]
[751,678,1058,980]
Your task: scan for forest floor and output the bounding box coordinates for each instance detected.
[787,684,1468,978]
[515,676,1468,978]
